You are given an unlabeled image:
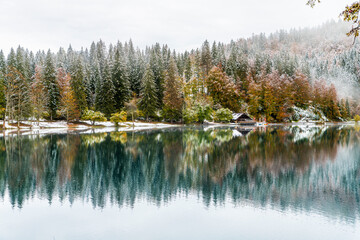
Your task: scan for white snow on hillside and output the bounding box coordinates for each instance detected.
[292,106,329,123]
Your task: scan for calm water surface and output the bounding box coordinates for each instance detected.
[0,126,359,239]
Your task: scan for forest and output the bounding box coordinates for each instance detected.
[0,20,359,124]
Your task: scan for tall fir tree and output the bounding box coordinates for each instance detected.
[150,45,165,108]
[31,66,48,125]
[43,50,60,120]
[7,48,16,69]
[201,40,212,75]
[0,50,6,110]
[88,43,102,109]
[70,56,87,114]
[112,47,130,110]
[127,40,141,94]
[139,64,157,120]
[6,66,30,126]
[98,59,116,118]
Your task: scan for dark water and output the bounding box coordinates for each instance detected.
[0,126,359,239]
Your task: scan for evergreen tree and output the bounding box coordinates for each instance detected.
[98,59,116,118]
[150,46,165,108]
[346,98,351,118]
[6,66,30,126]
[43,50,60,120]
[88,52,101,108]
[31,66,48,125]
[70,56,87,114]
[211,41,218,66]
[112,47,130,110]
[201,40,212,75]
[139,64,157,120]
[127,40,141,94]
[96,40,107,75]
[15,46,25,76]
[7,48,16,69]
[0,51,6,110]
[184,54,192,82]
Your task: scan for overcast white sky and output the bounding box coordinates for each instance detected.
[0,0,348,53]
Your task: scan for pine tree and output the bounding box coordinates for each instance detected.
[6,66,30,126]
[70,56,87,114]
[201,40,212,75]
[89,57,101,108]
[346,98,351,118]
[150,44,165,108]
[0,51,6,110]
[31,66,48,125]
[112,47,130,110]
[96,40,107,75]
[98,59,116,118]
[127,40,141,94]
[7,48,16,69]
[43,50,59,120]
[211,41,218,66]
[139,64,157,120]
[163,57,183,121]
[15,46,25,76]
[184,54,192,82]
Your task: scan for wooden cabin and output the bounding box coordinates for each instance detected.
[231,113,256,125]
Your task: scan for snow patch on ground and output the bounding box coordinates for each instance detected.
[292,106,329,123]
[0,120,179,137]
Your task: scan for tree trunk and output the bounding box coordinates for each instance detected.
[132,112,134,128]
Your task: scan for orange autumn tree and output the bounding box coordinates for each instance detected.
[292,72,311,109]
[206,66,241,112]
[163,56,184,122]
[323,83,341,120]
[57,68,80,122]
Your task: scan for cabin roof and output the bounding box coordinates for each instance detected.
[232,113,253,121]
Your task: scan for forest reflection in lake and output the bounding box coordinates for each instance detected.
[0,125,360,239]
[1,126,359,217]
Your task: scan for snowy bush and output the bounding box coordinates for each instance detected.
[82,109,107,125]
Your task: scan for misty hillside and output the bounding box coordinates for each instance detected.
[219,20,358,98]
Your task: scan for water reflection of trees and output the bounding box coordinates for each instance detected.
[0,126,359,220]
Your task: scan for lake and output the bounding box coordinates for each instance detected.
[0,125,359,239]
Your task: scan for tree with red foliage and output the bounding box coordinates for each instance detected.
[206,66,241,112]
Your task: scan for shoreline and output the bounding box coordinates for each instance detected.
[0,120,356,137]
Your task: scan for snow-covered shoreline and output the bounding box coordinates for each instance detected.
[0,120,356,137]
[0,120,180,136]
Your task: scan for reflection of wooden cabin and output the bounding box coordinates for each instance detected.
[231,113,256,125]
